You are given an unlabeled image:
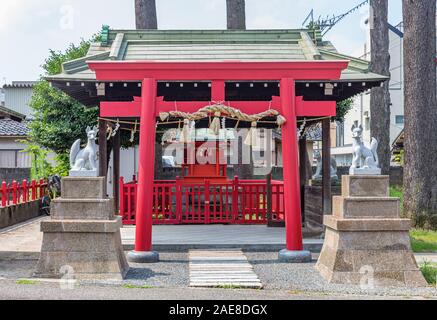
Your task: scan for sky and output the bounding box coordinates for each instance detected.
[0,0,403,83]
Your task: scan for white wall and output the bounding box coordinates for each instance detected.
[0,138,32,168]
[106,146,139,197]
[4,86,34,117]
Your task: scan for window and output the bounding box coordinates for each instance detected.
[395,115,405,124]
[365,117,370,131]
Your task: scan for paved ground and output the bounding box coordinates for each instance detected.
[1,279,418,300]
[0,217,323,253]
[1,250,436,300]
[1,217,437,300]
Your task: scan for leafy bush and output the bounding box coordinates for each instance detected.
[420,262,437,285]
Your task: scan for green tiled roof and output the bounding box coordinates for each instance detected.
[47,27,387,83]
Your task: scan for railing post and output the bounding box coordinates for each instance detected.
[31,180,36,201]
[204,179,210,224]
[1,181,6,207]
[119,177,125,218]
[232,175,239,223]
[22,180,27,203]
[39,178,44,199]
[175,176,182,223]
[12,181,17,205]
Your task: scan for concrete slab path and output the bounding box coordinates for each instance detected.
[189,250,262,288]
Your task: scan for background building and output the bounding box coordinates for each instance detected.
[332,23,405,166]
[0,82,36,182]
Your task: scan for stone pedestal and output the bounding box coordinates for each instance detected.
[34,177,129,280]
[316,175,427,287]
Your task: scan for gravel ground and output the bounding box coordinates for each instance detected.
[245,251,437,299]
[1,250,437,299]
[123,252,189,287]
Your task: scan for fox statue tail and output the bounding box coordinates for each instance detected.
[370,137,379,167]
[70,139,81,167]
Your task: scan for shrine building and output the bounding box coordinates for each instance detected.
[46,27,387,261]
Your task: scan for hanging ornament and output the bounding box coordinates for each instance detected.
[111,120,120,137]
[297,118,307,139]
[106,124,113,141]
[276,115,286,127]
[159,112,169,122]
[244,121,261,148]
[130,120,138,143]
[179,119,191,143]
[208,112,221,135]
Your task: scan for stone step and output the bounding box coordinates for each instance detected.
[333,196,400,219]
[341,175,389,197]
[51,198,115,220]
[61,177,107,199]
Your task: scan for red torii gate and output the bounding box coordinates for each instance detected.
[88,60,348,262]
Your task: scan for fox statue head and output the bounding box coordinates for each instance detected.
[351,124,363,139]
[85,126,98,141]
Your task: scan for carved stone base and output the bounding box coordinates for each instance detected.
[315,175,427,287]
[34,177,129,280]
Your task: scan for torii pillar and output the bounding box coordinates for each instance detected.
[278,78,311,262]
[127,78,159,263]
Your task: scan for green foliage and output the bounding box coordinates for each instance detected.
[29,81,99,155]
[28,36,100,178]
[335,99,353,123]
[43,40,92,76]
[19,141,53,180]
[28,32,134,178]
[390,186,404,215]
[410,229,437,253]
[122,284,154,289]
[16,279,39,285]
[420,262,437,285]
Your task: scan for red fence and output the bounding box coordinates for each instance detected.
[0,179,48,208]
[120,176,285,225]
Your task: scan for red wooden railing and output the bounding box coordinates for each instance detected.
[0,179,48,208]
[119,176,285,225]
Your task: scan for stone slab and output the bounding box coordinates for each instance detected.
[34,249,129,280]
[333,196,400,219]
[324,216,411,231]
[68,169,99,177]
[278,249,312,263]
[349,167,382,176]
[51,198,115,220]
[315,262,428,287]
[341,175,389,197]
[62,177,106,199]
[40,217,122,233]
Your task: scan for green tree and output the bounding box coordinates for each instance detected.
[29,36,137,178]
[335,99,353,123]
[28,39,99,176]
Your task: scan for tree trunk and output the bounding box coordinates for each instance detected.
[226,0,246,30]
[403,0,437,228]
[135,0,157,29]
[369,0,391,175]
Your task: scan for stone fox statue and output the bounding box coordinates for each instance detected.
[70,126,98,171]
[350,124,379,172]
